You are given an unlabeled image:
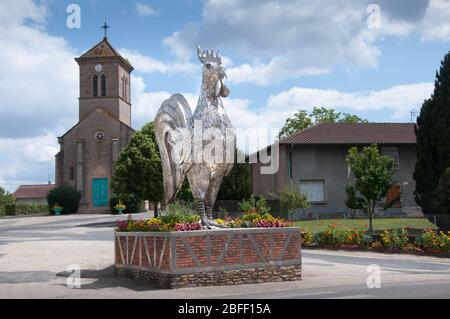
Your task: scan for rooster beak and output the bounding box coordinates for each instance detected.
[219,68,227,80]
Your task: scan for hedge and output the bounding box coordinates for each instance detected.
[3,204,50,216]
[0,205,5,217]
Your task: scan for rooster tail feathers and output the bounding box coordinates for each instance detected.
[154,94,193,205]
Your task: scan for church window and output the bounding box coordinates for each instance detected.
[101,74,107,96]
[93,75,98,97]
[122,75,129,100]
[95,131,105,142]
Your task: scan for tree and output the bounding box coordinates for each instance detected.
[0,186,14,206]
[311,107,342,124]
[217,149,251,200]
[279,107,367,139]
[433,167,450,214]
[414,51,450,215]
[47,185,81,214]
[344,184,365,218]
[111,122,192,217]
[111,122,163,216]
[345,144,394,234]
[273,184,309,221]
[278,110,312,139]
[339,113,369,124]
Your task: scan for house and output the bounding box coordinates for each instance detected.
[13,184,55,205]
[252,123,422,217]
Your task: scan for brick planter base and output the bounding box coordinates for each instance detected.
[115,227,302,288]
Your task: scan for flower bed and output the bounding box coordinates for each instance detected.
[301,224,450,257]
[116,212,289,232]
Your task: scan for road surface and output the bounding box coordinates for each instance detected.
[0,214,449,299]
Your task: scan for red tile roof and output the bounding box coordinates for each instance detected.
[280,123,416,145]
[13,184,55,199]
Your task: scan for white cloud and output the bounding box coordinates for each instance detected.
[266,82,434,120]
[119,49,197,75]
[421,0,450,41]
[0,133,58,192]
[164,0,450,86]
[0,0,78,138]
[135,2,159,17]
[0,0,78,191]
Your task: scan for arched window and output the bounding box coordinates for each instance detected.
[125,76,129,101]
[101,74,107,97]
[121,75,129,101]
[121,76,125,99]
[93,75,98,97]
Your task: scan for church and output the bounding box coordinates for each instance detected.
[55,33,135,213]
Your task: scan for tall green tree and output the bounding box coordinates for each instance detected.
[0,186,14,206]
[433,167,450,214]
[345,144,394,234]
[339,113,369,124]
[414,51,450,215]
[111,123,163,216]
[112,123,192,216]
[278,110,312,139]
[217,149,251,200]
[279,107,367,139]
[311,107,342,124]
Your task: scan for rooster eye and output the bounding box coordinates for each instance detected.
[206,63,212,69]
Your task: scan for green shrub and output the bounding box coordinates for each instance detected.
[380,229,409,249]
[47,185,81,214]
[0,205,5,217]
[159,212,200,228]
[239,195,271,214]
[166,200,194,216]
[110,194,142,214]
[5,203,16,216]
[2,204,49,216]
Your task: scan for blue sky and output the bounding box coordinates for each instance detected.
[0,0,450,192]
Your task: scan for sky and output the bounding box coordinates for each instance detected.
[0,0,450,192]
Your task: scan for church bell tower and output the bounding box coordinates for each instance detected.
[55,24,135,212]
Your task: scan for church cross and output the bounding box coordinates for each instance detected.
[101,21,110,38]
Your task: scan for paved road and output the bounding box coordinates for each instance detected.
[0,214,449,299]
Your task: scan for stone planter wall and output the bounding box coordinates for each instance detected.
[115,227,302,288]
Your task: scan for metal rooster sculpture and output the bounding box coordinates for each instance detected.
[154,47,235,229]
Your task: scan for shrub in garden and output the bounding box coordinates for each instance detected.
[380,229,409,250]
[159,212,200,228]
[166,200,195,216]
[239,195,271,215]
[416,229,450,251]
[301,229,315,247]
[305,224,373,248]
[47,185,81,214]
[271,184,309,220]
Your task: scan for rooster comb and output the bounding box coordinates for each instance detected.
[197,46,222,65]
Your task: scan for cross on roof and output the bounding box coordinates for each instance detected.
[101,21,110,38]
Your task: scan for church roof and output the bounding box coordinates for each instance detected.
[75,37,133,71]
[13,184,55,199]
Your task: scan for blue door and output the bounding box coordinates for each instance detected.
[92,178,108,207]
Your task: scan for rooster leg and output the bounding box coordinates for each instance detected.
[196,198,211,229]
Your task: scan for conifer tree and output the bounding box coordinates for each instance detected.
[414,51,450,214]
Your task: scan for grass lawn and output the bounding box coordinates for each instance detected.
[293,218,436,233]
